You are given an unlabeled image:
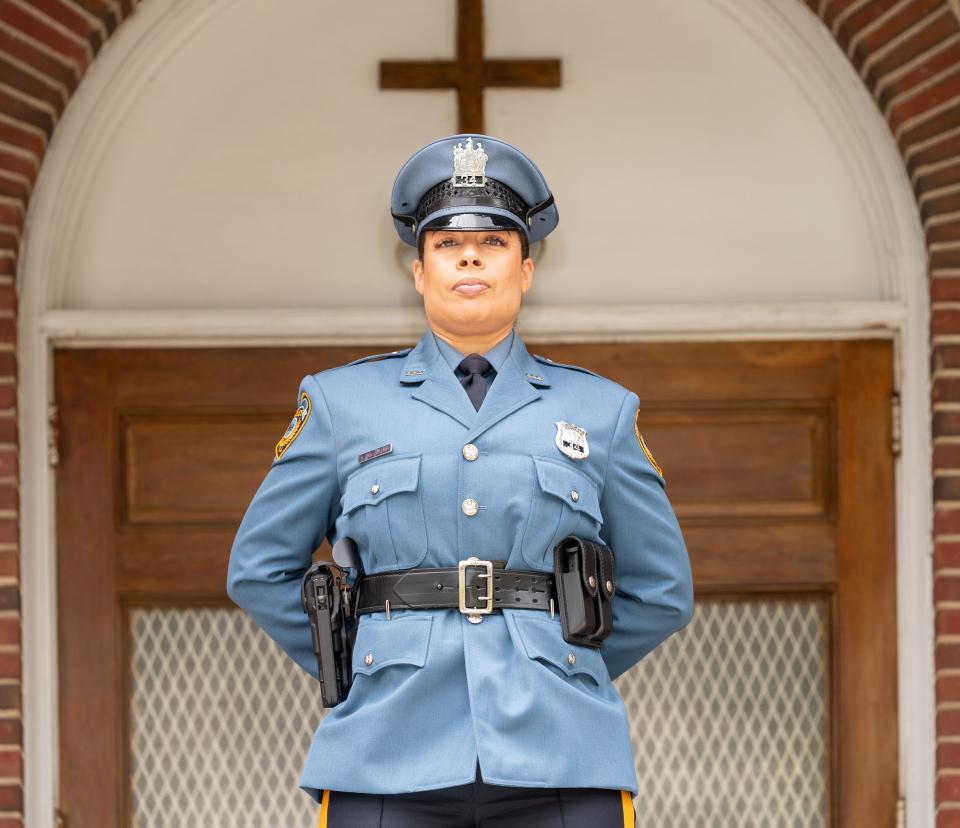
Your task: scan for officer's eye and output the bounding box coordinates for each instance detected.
[435,237,458,248]
[483,235,508,246]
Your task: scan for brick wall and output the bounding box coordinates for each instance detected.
[0,0,957,824]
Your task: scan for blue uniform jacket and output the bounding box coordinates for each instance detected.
[226,325,694,801]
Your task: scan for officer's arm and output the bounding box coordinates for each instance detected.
[598,390,694,681]
[226,373,340,680]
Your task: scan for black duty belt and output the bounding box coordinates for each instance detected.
[353,556,557,623]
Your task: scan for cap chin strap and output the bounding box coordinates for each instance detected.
[524,193,554,227]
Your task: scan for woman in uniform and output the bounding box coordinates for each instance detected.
[227,134,694,828]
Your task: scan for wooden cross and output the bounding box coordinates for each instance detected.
[379,0,561,134]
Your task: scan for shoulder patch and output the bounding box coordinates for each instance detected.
[275,390,311,461]
[533,354,603,379]
[633,407,664,479]
[345,347,413,367]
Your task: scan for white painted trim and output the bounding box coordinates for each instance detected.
[38,302,907,347]
[15,2,934,828]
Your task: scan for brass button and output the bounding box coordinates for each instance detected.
[606,580,614,593]
[570,490,580,502]
[588,575,597,588]
[462,443,479,461]
[364,652,373,666]
[567,653,576,665]
[370,483,380,495]
[462,498,479,516]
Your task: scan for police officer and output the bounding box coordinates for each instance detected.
[227,134,694,827]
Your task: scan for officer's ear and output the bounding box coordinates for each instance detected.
[412,257,425,296]
[519,254,534,295]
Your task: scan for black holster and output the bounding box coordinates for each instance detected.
[300,561,357,707]
[553,535,615,648]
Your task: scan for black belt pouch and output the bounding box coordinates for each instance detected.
[553,535,615,648]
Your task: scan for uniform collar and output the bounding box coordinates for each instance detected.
[399,324,550,438]
[432,327,515,374]
[400,325,550,387]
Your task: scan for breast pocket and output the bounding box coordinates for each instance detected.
[521,455,603,570]
[339,454,428,572]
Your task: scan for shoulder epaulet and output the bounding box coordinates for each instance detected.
[533,354,603,379]
[345,347,413,367]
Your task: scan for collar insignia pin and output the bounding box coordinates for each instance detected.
[555,421,589,461]
[452,137,487,188]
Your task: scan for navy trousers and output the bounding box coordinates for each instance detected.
[318,762,636,827]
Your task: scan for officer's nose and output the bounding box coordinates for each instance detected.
[458,239,483,269]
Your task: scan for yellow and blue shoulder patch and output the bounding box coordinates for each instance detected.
[532,353,602,379]
[275,390,311,461]
[633,407,664,478]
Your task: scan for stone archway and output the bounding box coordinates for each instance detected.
[2,0,957,824]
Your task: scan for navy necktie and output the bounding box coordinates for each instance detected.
[456,354,493,411]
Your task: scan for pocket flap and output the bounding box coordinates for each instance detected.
[351,614,433,676]
[532,456,603,524]
[341,455,421,515]
[512,612,609,685]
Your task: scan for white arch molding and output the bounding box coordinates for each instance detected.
[17,0,932,826]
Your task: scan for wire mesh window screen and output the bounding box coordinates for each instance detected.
[129,608,326,828]
[614,598,830,827]
[130,600,829,827]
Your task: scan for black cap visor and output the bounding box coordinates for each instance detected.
[420,212,526,235]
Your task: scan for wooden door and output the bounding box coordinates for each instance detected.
[54,339,896,827]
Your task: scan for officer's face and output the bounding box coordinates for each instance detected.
[412,230,534,336]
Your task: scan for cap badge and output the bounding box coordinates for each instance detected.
[452,137,487,188]
[555,420,589,461]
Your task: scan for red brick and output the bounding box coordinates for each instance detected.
[939,740,960,768]
[868,10,959,92]
[0,621,21,651]
[937,541,960,569]
[935,444,960,468]
[851,0,943,72]
[940,806,960,826]
[0,4,89,72]
[0,784,23,812]
[937,477,960,500]
[890,69,960,132]
[0,556,20,582]
[833,0,901,52]
[0,749,22,780]
[937,575,960,602]
[930,247,960,270]
[934,375,960,402]
[933,279,960,303]
[939,672,960,701]
[0,454,18,478]
[939,707,960,734]
[0,119,45,161]
[0,721,22,746]
[0,420,19,445]
[931,221,960,245]
[939,642,960,669]
[933,308,960,339]
[0,686,21,714]
[939,610,960,636]
[0,590,20,614]
[934,507,960,535]
[0,654,21,682]
[939,772,960,802]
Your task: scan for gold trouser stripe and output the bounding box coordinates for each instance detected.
[318,789,330,828]
[621,790,635,828]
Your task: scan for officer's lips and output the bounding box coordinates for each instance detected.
[453,278,490,296]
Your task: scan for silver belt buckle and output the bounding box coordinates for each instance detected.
[458,556,494,624]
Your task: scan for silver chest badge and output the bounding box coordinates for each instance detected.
[555,421,589,460]
[452,137,487,187]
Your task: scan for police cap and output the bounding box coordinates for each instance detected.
[390,134,559,247]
